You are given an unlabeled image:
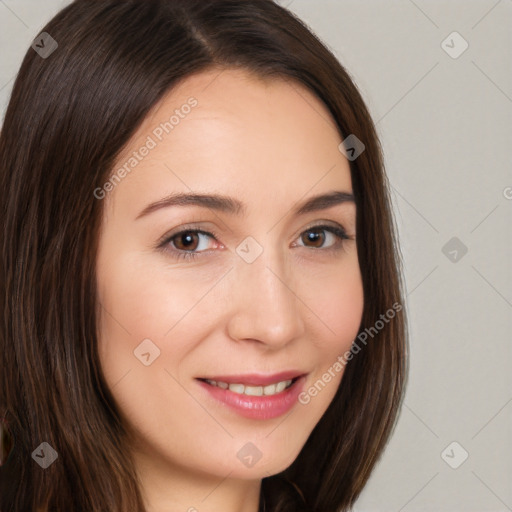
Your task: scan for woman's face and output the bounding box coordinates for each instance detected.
[96,67,363,500]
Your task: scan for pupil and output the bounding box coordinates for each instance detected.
[305,229,323,247]
[178,232,197,249]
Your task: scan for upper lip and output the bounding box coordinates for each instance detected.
[197,370,307,386]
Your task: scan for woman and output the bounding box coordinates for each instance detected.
[0,1,408,511]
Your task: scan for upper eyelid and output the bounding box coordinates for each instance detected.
[166,220,348,236]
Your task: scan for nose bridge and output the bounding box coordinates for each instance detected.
[226,237,305,346]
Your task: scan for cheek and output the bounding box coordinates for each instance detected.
[303,253,364,352]
[95,252,203,389]
[95,257,215,456]
[325,274,364,341]
[296,255,364,404]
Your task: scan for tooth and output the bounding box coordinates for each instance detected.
[244,385,263,396]
[205,378,295,395]
[263,384,277,395]
[275,381,287,393]
[228,383,245,394]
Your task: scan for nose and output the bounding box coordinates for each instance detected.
[225,244,306,349]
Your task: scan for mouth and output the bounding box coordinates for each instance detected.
[195,371,307,420]
[198,375,301,397]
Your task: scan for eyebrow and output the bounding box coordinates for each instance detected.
[135,190,355,220]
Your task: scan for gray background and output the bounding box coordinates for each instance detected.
[1,1,511,510]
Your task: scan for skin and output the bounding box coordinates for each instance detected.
[96,67,364,512]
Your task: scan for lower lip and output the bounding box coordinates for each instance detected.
[196,376,306,420]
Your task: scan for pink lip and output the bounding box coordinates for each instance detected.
[196,374,307,420]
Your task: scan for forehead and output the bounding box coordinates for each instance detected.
[104,67,352,218]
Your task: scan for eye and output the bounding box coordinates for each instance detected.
[295,224,350,250]
[161,229,219,261]
[158,222,351,262]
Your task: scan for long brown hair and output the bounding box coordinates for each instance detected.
[0,1,408,510]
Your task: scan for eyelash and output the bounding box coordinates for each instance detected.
[158,223,351,262]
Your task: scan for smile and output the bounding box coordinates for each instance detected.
[203,378,295,396]
[196,372,307,420]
